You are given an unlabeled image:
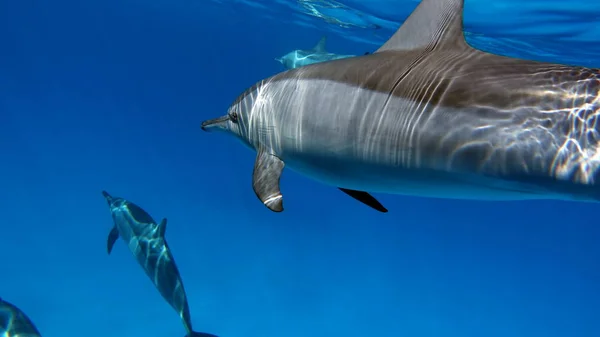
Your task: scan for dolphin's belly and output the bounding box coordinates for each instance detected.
[272,77,600,201]
[284,156,589,201]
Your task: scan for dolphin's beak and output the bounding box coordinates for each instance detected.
[101,190,113,205]
[274,57,282,63]
[201,115,230,132]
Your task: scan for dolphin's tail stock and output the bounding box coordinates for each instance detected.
[186,332,218,337]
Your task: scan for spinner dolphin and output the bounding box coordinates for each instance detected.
[102,191,217,337]
[202,0,600,213]
[275,35,357,70]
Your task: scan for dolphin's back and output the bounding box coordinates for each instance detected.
[113,201,157,242]
[143,239,184,303]
[0,299,41,337]
[126,202,156,224]
[153,241,193,324]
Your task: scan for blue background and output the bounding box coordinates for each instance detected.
[1,0,599,336]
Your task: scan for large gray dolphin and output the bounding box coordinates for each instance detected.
[101,191,217,337]
[275,35,357,70]
[201,0,600,213]
[0,297,41,337]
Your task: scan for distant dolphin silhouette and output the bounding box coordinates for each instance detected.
[202,0,600,213]
[275,35,357,70]
[0,297,42,337]
[102,191,217,337]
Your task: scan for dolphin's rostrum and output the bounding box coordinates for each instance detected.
[202,0,600,213]
[102,191,217,337]
[0,297,42,337]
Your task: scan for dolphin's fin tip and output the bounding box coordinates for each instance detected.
[107,226,119,255]
[339,188,388,213]
[253,149,285,212]
[313,35,327,52]
[187,332,219,337]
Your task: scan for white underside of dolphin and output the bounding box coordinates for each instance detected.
[201,0,600,213]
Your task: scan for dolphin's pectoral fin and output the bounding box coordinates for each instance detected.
[253,149,285,212]
[338,188,388,213]
[107,226,119,255]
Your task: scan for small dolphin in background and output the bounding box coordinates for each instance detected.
[101,191,217,337]
[275,35,357,70]
[0,297,42,337]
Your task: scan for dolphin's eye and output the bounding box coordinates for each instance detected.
[230,111,239,123]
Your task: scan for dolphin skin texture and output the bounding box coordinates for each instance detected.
[202,0,600,213]
[0,297,42,337]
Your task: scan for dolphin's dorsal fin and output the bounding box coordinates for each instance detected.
[376,0,467,53]
[157,218,167,237]
[312,36,327,53]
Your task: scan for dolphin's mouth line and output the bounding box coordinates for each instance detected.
[201,115,230,131]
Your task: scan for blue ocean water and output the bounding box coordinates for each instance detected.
[1,0,600,336]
